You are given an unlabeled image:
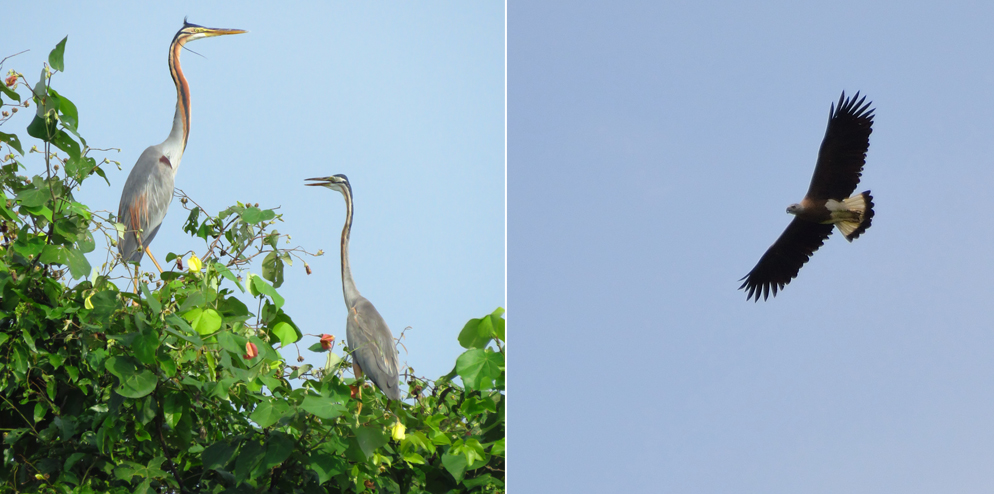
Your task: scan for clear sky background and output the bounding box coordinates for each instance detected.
[5,4,504,389]
[512,1,994,492]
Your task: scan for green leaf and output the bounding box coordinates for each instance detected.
[65,248,90,280]
[301,395,346,420]
[104,356,137,381]
[28,68,58,141]
[213,262,244,292]
[64,452,86,472]
[76,227,96,254]
[442,453,468,483]
[354,426,389,459]
[259,432,294,471]
[27,110,59,142]
[49,36,68,72]
[163,392,188,429]
[52,87,79,131]
[0,82,20,103]
[39,244,70,265]
[0,193,14,221]
[460,395,496,418]
[458,307,505,348]
[140,282,160,315]
[458,315,494,350]
[403,452,426,465]
[16,176,51,208]
[118,370,157,398]
[177,290,206,312]
[250,275,284,310]
[491,307,505,341]
[307,453,345,484]
[51,129,81,160]
[463,474,502,490]
[490,437,505,457]
[234,440,265,483]
[132,324,159,367]
[105,357,157,398]
[455,348,504,392]
[164,315,204,346]
[157,349,177,378]
[216,330,244,356]
[13,234,46,258]
[249,398,288,429]
[324,352,343,373]
[249,335,280,361]
[202,441,236,471]
[87,290,119,321]
[183,307,222,336]
[20,204,52,222]
[270,321,299,347]
[0,131,23,155]
[261,251,284,288]
[239,207,275,224]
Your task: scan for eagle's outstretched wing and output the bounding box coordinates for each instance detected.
[739,218,834,302]
[805,91,874,201]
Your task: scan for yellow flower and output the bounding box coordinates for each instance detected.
[188,253,203,272]
[391,419,406,441]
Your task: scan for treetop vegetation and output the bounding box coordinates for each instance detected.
[0,38,504,493]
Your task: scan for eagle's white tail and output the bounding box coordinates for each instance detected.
[833,191,874,241]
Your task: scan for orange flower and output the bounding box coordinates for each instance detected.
[320,334,335,350]
[4,75,16,88]
[243,342,258,359]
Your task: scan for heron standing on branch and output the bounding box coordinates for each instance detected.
[307,175,402,402]
[117,20,245,277]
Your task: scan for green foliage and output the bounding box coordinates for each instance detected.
[0,41,504,492]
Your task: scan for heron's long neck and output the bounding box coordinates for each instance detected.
[340,192,361,308]
[163,36,191,165]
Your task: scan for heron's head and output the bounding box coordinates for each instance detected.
[786,203,802,215]
[305,175,352,198]
[176,18,246,45]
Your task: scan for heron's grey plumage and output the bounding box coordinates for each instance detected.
[307,175,401,401]
[118,145,175,262]
[117,21,245,267]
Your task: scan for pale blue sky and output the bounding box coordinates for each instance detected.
[5,3,503,387]
[512,1,994,492]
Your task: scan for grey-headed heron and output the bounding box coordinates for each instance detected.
[117,20,245,275]
[307,175,402,401]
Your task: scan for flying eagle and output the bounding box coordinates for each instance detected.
[739,92,875,302]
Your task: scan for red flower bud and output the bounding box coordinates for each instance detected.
[320,334,335,350]
[243,342,259,359]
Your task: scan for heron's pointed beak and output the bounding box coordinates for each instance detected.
[305,177,333,186]
[202,27,248,38]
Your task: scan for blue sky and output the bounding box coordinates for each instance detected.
[512,1,994,492]
[5,4,503,388]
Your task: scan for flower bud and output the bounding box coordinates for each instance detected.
[320,334,335,350]
[391,419,406,441]
[188,254,202,272]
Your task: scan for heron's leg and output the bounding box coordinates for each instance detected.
[132,264,140,294]
[352,361,364,414]
[145,246,164,273]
